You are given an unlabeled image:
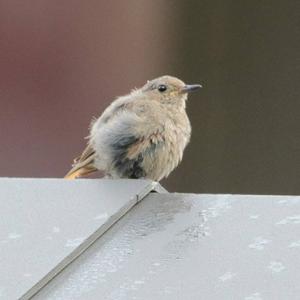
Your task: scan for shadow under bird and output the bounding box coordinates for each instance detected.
[65,75,202,181]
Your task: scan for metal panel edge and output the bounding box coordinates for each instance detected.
[21,180,166,300]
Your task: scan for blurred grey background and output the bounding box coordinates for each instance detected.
[0,1,299,194]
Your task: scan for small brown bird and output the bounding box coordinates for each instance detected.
[65,75,201,181]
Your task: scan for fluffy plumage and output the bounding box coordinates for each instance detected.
[65,75,201,181]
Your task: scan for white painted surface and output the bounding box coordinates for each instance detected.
[0,178,160,300]
[34,193,300,300]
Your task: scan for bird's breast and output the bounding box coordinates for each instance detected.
[150,110,191,180]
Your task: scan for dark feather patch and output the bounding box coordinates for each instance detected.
[111,135,146,179]
[114,153,146,179]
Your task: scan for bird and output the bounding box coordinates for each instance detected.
[65,75,201,181]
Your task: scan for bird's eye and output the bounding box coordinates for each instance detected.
[157,84,167,92]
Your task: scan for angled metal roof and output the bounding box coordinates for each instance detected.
[33,193,300,300]
[0,178,165,299]
[1,179,300,299]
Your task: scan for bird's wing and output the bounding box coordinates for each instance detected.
[64,100,133,180]
[65,99,163,180]
[64,100,131,179]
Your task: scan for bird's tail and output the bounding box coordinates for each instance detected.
[64,154,97,179]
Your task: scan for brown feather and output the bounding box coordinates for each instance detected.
[126,132,163,160]
[76,144,95,163]
[65,145,97,179]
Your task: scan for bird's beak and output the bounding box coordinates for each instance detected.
[181,84,202,93]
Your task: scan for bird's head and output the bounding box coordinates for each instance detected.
[140,75,202,107]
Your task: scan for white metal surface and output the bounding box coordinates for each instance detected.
[0,178,162,300]
[34,193,300,300]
